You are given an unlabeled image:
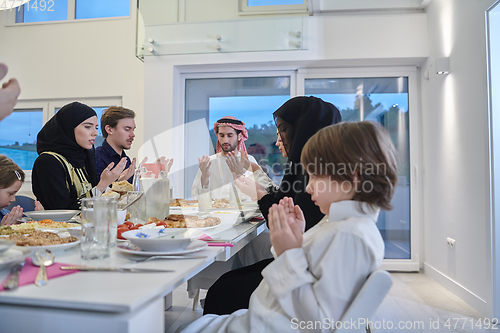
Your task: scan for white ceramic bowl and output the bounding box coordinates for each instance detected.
[24,210,80,222]
[122,228,193,252]
[207,211,240,225]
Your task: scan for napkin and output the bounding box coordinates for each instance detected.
[198,233,234,247]
[0,257,80,291]
[249,216,265,225]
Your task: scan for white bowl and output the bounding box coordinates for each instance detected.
[24,210,80,222]
[207,211,240,225]
[122,228,193,252]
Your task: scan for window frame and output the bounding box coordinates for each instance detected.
[4,0,132,26]
[238,0,308,16]
[174,70,297,198]
[297,66,421,272]
[6,100,49,182]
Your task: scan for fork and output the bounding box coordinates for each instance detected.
[128,255,207,263]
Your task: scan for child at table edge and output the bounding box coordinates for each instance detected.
[181,121,397,333]
[0,155,43,226]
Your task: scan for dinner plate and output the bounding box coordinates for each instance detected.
[23,210,80,222]
[0,246,31,270]
[27,239,80,252]
[116,240,208,256]
[12,222,81,231]
[17,217,80,224]
[0,240,15,253]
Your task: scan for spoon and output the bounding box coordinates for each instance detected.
[33,250,55,287]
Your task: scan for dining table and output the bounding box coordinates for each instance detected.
[0,213,266,333]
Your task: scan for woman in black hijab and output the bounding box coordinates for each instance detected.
[32,102,127,210]
[203,96,342,315]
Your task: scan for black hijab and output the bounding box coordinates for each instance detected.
[259,96,342,230]
[37,102,98,186]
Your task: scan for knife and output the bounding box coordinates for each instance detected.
[60,266,174,273]
[3,261,25,290]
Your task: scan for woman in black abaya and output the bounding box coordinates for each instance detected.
[32,102,127,210]
[203,96,342,315]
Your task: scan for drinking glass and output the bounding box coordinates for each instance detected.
[126,191,146,224]
[80,197,117,259]
[198,191,212,212]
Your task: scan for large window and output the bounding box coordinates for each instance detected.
[15,0,129,23]
[240,0,307,14]
[180,68,419,270]
[304,76,411,261]
[184,76,291,198]
[75,0,130,19]
[5,98,122,171]
[0,109,43,170]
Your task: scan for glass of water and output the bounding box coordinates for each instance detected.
[80,197,117,259]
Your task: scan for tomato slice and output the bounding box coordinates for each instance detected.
[129,226,140,230]
[117,229,127,240]
[123,221,134,228]
[156,221,167,227]
[135,224,143,228]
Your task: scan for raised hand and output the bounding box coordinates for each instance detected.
[233,173,267,200]
[278,197,306,233]
[34,201,44,211]
[225,151,246,176]
[157,156,174,173]
[0,63,21,122]
[198,155,211,177]
[139,157,148,167]
[268,204,303,256]
[118,157,136,182]
[1,205,23,226]
[99,157,128,189]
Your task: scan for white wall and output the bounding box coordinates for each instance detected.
[421,0,497,318]
[0,2,144,194]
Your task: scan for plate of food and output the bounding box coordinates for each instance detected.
[116,239,207,256]
[160,214,222,230]
[211,198,233,209]
[11,220,81,231]
[23,210,80,222]
[170,198,199,211]
[0,246,31,270]
[4,229,80,252]
[0,239,15,253]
